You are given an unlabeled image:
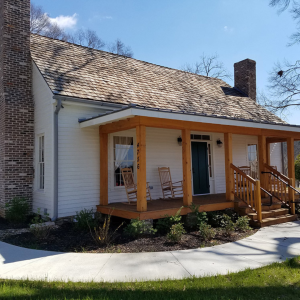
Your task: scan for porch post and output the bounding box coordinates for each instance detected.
[258,135,267,195]
[287,137,296,214]
[266,142,271,166]
[182,129,192,206]
[99,128,108,206]
[136,125,147,212]
[224,133,234,201]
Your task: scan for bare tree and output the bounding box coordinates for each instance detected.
[108,39,134,58]
[68,29,105,50]
[182,53,232,80]
[259,1,300,113]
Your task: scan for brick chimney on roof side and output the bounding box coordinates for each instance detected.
[234,59,256,101]
[0,0,34,216]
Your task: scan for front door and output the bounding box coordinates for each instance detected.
[192,142,210,195]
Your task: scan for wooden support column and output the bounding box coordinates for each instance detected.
[258,135,267,194]
[224,133,234,201]
[287,137,296,214]
[266,142,271,166]
[136,125,147,212]
[99,128,108,206]
[182,129,192,206]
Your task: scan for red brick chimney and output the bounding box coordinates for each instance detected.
[0,0,34,216]
[234,59,256,101]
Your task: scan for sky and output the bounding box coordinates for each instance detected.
[33,0,299,124]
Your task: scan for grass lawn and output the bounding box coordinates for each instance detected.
[1,257,300,300]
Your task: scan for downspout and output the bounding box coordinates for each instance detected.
[281,142,285,175]
[53,99,63,221]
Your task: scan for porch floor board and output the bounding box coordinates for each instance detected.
[97,194,234,220]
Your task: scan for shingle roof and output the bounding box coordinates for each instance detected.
[30,34,285,125]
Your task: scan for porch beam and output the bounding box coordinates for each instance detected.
[182,129,192,206]
[258,135,267,193]
[224,133,234,201]
[99,129,108,206]
[136,125,147,212]
[99,115,300,139]
[287,137,296,214]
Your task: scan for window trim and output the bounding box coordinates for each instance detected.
[37,134,45,191]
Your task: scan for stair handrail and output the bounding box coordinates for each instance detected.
[230,164,262,222]
[263,164,298,214]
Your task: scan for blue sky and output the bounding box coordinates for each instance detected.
[33,0,299,124]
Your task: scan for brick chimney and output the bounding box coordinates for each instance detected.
[234,59,256,101]
[0,0,34,216]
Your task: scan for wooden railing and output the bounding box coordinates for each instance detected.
[263,164,296,214]
[230,164,262,222]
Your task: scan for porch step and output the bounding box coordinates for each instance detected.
[238,203,282,215]
[250,214,298,228]
[247,208,290,221]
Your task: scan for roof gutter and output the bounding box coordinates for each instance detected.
[53,98,63,221]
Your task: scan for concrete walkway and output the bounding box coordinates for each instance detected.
[1,221,300,282]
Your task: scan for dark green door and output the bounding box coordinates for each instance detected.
[192,142,210,195]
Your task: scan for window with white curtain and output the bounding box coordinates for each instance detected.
[113,136,134,186]
[38,135,45,190]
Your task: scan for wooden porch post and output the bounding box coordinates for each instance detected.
[136,125,147,212]
[266,142,271,166]
[258,135,267,195]
[182,129,192,206]
[224,133,234,201]
[99,128,108,206]
[287,137,296,214]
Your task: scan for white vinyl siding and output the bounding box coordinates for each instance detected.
[38,135,45,190]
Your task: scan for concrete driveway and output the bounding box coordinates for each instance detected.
[1,221,300,282]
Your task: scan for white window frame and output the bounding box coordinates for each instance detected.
[37,134,45,190]
[111,133,136,189]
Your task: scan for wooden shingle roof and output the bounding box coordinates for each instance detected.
[30,34,285,125]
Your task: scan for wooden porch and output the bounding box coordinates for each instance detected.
[97,194,234,220]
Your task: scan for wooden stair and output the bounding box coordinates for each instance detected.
[237,200,298,228]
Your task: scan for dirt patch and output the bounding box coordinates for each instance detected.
[1,221,257,253]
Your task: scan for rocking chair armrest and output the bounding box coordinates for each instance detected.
[172,180,183,186]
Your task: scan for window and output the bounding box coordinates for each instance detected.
[113,136,134,186]
[190,134,211,141]
[38,135,45,190]
[248,144,257,163]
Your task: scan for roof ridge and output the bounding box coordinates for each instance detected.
[30,33,227,85]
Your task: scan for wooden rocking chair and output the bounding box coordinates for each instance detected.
[121,168,152,205]
[158,167,183,199]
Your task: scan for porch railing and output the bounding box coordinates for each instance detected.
[230,164,262,222]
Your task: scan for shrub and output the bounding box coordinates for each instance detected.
[167,223,186,243]
[185,203,208,229]
[223,214,236,236]
[207,211,227,228]
[75,208,100,231]
[89,213,123,246]
[5,197,30,224]
[296,204,300,215]
[29,208,52,240]
[199,223,216,241]
[124,219,157,238]
[156,207,183,234]
[235,216,252,232]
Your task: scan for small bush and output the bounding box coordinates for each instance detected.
[185,203,208,230]
[124,219,157,238]
[235,216,252,232]
[167,223,186,243]
[207,211,227,228]
[156,207,183,234]
[75,208,100,231]
[296,204,300,215]
[29,208,52,240]
[89,213,122,246]
[5,197,30,224]
[223,214,236,236]
[199,223,216,241]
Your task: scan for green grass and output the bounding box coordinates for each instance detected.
[1,257,300,299]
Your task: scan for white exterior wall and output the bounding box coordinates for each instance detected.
[57,103,109,218]
[32,63,54,217]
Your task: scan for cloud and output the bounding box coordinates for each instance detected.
[223,25,234,33]
[49,13,78,29]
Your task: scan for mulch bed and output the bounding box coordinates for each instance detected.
[0,216,30,230]
[0,220,257,253]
